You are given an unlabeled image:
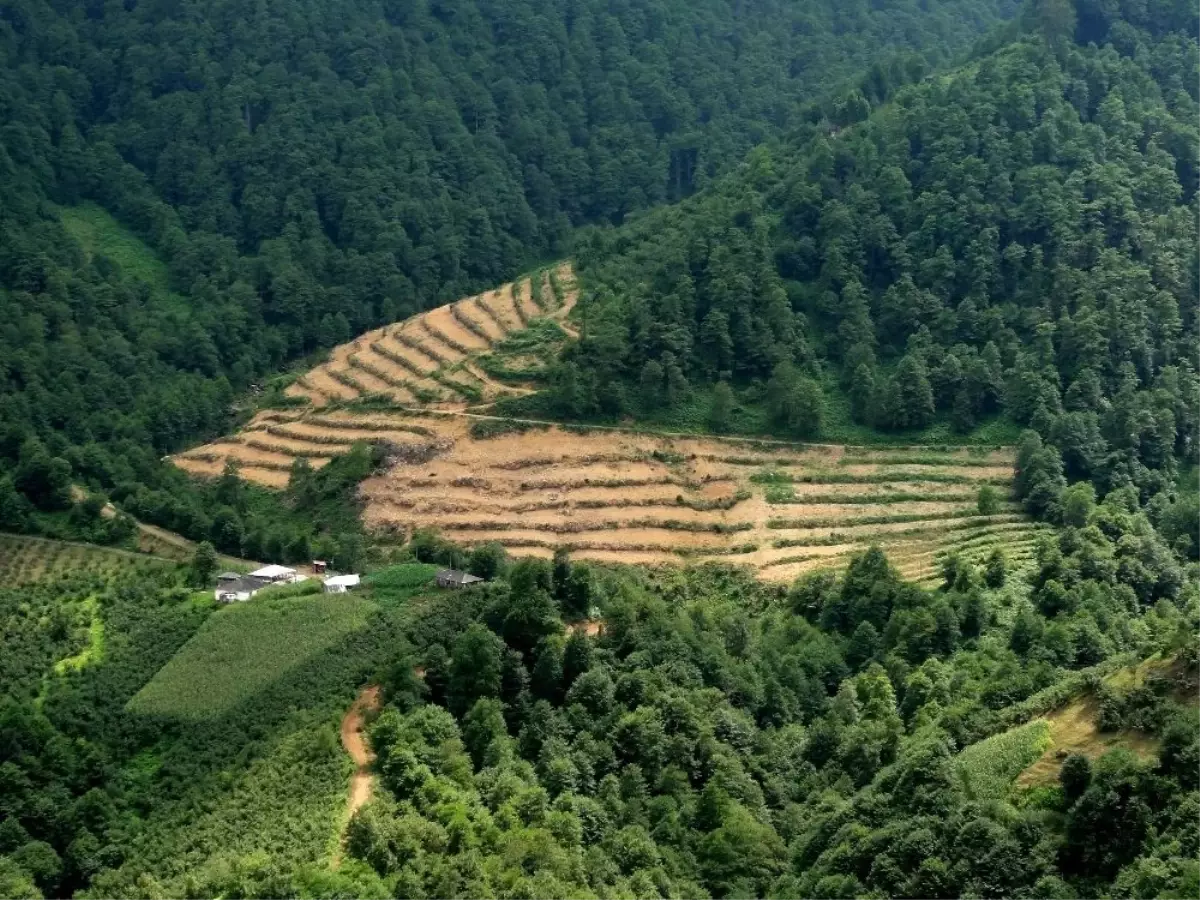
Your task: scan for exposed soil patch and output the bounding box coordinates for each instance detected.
[335,684,383,867]
[514,278,541,320]
[423,306,488,353]
[460,295,508,341]
[306,367,359,402]
[175,262,1020,583]
[567,619,605,637]
[1017,694,1161,788]
[184,409,1023,581]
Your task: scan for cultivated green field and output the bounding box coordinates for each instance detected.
[955,718,1053,800]
[0,533,173,585]
[129,594,376,720]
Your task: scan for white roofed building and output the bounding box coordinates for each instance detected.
[323,574,361,594]
[249,564,304,583]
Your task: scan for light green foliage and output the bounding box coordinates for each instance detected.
[130,595,374,719]
[52,595,104,676]
[111,723,349,891]
[366,563,440,599]
[59,203,176,295]
[977,484,1001,516]
[0,534,171,586]
[955,719,1053,800]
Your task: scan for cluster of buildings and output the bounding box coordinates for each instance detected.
[213,563,486,603]
[213,562,360,603]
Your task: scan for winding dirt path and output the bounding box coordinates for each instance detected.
[334,685,382,866]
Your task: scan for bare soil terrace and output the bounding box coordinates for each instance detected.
[280,263,577,412]
[176,407,1037,585]
[172,262,1037,584]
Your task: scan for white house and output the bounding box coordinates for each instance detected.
[214,565,309,603]
[249,564,305,584]
[323,574,361,594]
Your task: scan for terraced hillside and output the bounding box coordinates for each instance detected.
[284,263,576,410]
[175,409,1040,585]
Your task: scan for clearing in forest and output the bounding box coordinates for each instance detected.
[177,405,1036,584]
[172,262,1036,584]
[1014,656,1193,787]
[129,594,375,720]
[270,262,577,413]
[1014,694,1161,787]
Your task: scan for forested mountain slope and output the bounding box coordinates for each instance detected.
[0,0,1017,477]
[550,1,1198,525]
[28,527,1187,900]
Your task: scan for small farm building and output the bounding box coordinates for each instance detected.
[312,560,328,574]
[214,565,308,603]
[214,572,272,603]
[323,574,361,594]
[249,564,303,584]
[435,569,484,589]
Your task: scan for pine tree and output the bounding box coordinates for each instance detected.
[891,352,935,430]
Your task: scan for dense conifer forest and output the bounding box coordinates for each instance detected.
[0,0,1026,554]
[545,2,1198,508]
[0,0,1198,896]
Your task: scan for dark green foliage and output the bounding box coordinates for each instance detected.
[984,548,1007,588]
[188,541,218,587]
[708,382,735,433]
[4,527,1197,899]
[766,362,825,437]
[447,624,505,717]
[1060,753,1092,802]
[467,542,508,581]
[561,9,1197,507]
[119,442,381,564]
[1063,750,1155,878]
[0,0,1021,535]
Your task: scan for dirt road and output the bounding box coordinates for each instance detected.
[341,685,382,821]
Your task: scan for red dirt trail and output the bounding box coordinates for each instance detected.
[334,685,382,865]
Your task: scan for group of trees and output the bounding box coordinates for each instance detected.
[0,554,425,900]
[548,0,1197,484]
[128,443,381,568]
[0,0,1021,550]
[321,534,1199,900]
[1,506,1196,897]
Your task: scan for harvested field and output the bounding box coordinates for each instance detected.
[173,263,1026,582]
[277,266,579,411]
[176,405,1029,582]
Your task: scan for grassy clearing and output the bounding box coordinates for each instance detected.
[59,202,177,297]
[365,562,440,600]
[129,594,375,720]
[53,595,105,675]
[1016,692,1164,787]
[956,719,1053,800]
